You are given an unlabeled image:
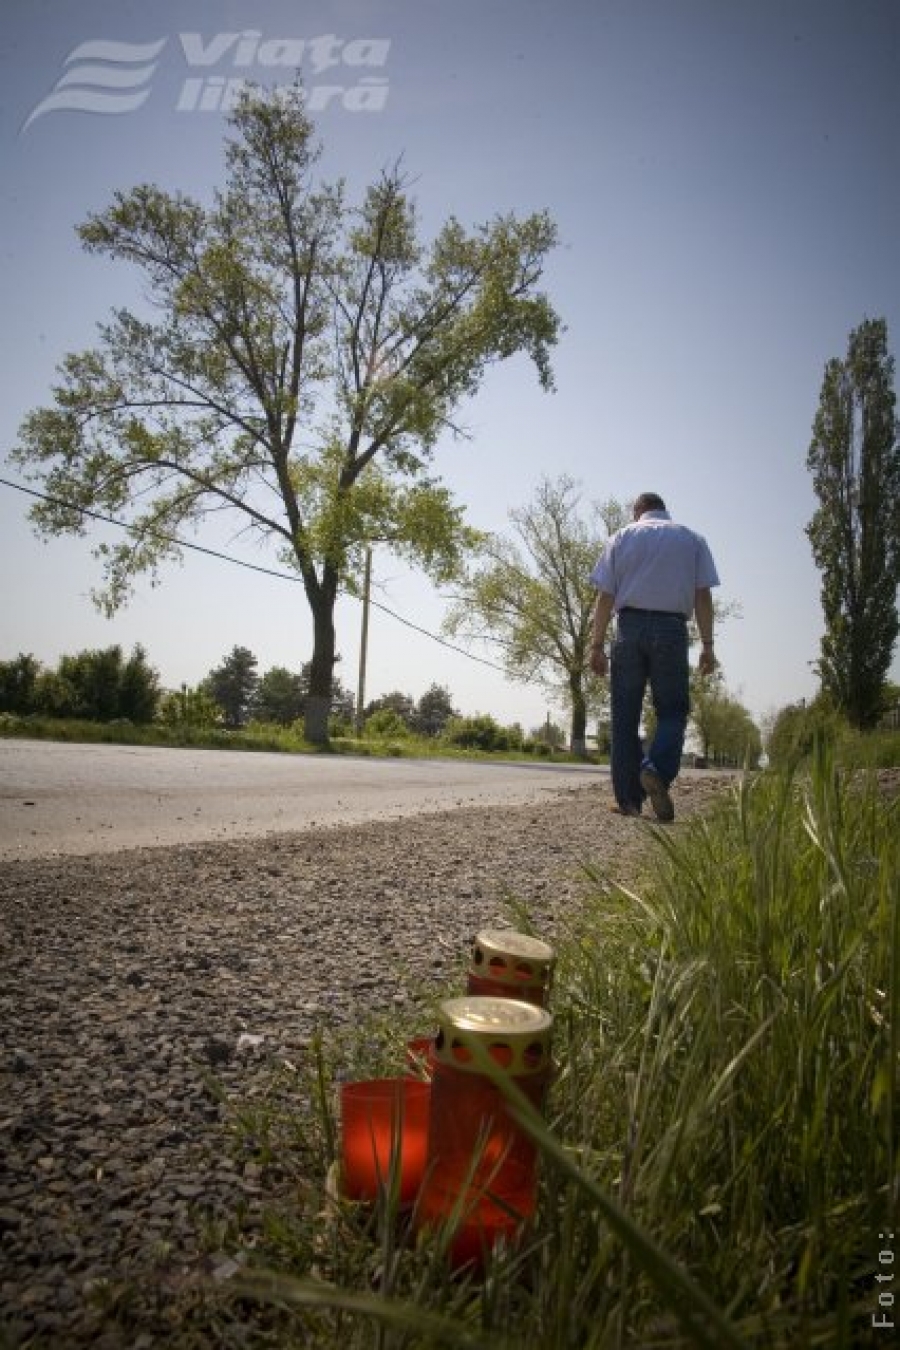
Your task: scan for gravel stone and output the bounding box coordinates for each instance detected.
[0,772,732,1345]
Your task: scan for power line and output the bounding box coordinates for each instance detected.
[0,476,301,584]
[0,474,511,675]
[366,593,507,672]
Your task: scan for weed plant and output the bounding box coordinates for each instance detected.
[200,748,897,1347]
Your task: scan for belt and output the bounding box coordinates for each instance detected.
[618,607,684,617]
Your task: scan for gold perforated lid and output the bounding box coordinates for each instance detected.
[470,929,556,989]
[433,996,552,1076]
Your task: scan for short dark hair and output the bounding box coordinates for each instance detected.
[633,492,666,515]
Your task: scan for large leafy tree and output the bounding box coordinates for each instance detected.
[412,682,459,737]
[806,317,900,728]
[251,660,354,726]
[445,477,626,755]
[12,82,560,741]
[251,665,306,726]
[116,644,163,722]
[203,644,259,728]
[0,654,41,715]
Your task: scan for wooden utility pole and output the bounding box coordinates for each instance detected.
[355,547,373,734]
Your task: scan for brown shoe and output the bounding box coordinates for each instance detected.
[610,803,641,817]
[640,767,675,822]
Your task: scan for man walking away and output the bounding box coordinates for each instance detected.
[588,492,719,820]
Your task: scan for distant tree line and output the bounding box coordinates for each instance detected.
[0,647,160,723]
[0,643,570,751]
[196,647,569,750]
[0,644,356,731]
[196,645,356,731]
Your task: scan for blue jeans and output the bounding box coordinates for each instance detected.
[610,609,690,812]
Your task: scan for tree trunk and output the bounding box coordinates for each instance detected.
[304,584,338,744]
[569,676,588,758]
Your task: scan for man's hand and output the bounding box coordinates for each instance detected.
[698,646,717,676]
[590,646,609,677]
[590,593,614,679]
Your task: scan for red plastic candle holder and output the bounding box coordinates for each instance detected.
[405,1036,435,1079]
[414,996,553,1270]
[340,1077,430,1205]
[415,1162,536,1270]
[466,929,556,1007]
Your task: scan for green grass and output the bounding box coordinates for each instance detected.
[543,747,897,1345]
[0,712,313,754]
[0,712,594,764]
[193,746,897,1349]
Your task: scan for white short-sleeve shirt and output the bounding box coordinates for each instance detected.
[590,511,720,617]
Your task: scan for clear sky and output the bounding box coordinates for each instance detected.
[2,0,898,736]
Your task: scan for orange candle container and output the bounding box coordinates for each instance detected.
[467,929,555,1007]
[414,996,553,1270]
[340,1077,430,1205]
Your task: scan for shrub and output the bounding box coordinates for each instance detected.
[0,653,41,714]
[328,714,354,739]
[0,645,163,723]
[838,726,900,770]
[523,737,552,756]
[159,684,221,728]
[364,709,410,739]
[441,713,510,751]
[765,697,845,766]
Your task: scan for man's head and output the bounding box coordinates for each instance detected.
[633,491,667,519]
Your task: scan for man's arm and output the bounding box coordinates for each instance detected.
[590,591,615,676]
[694,587,716,675]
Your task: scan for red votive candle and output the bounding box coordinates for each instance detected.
[466,929,556,1007]
[414,996,553,1271]
[417,1162,536,1270]
[340,1077,430,1205]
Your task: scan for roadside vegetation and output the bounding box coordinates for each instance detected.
[126,740,895,1349]
[766,693,900,771]
[3,644,898,773]
[0,638,779,771]
[0,710,584,764]
[0,645,586,761]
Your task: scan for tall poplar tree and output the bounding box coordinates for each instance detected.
[12,82,559,742]
[806,318,900,728]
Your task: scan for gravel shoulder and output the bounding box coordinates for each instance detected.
[0,771,734,1348]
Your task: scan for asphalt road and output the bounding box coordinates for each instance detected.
[0,739,606,860]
